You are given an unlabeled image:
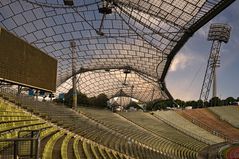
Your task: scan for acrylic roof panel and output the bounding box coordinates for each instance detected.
[0,0,234,102]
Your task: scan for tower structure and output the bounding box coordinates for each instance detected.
[70,40,77,110]
[200,24,231,102]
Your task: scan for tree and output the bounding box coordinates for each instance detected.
[209,97,222,107]
[77,92,89,106]
[224,97,236,105]
[145,100,154,111]
[204,101,209,107]
[175,99,185,108]
[145,99,175,111]
[64,89,73,107]
[88,96,97,106]
[151,101,166,111]
[93,93,109,108]
[197,99,204,108]
[161,99,175,108]
[185,100,198,108]
[63,89,89,107]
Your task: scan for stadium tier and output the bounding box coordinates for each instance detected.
[15,98,162,158]
[81,107,205,159]
[1,90,239,159]
[148,110,224,145]
[118,111,208,150]
[178,108,239,142]
[0,97,135,159]
[209,106,239,128]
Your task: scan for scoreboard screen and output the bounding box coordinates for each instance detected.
[0,27,57,92]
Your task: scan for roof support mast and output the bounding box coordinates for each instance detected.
[70,40,77,110]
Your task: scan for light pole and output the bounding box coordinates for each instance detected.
[200,24,231,104]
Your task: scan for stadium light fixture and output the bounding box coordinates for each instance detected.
[64,0,74,6]
[122,68,131,86]
[97,0,113,36]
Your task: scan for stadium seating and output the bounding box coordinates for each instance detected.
[179,108,239,142]
[80,107,205,159]
[2,92,239,159]
[61,133,74,159]
[42,131,66,159]
[0,97,135,159]
[19,96,165,158]
[119,111,212,157]
[209,106,239,128]
[153,110,224,144]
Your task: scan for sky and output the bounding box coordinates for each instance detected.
[167,1,239,101]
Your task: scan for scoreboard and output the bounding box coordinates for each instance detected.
[0,27,57,92]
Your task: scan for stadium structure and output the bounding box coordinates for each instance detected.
[0,0,239,159]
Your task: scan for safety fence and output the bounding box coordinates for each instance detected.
[0,130,40,159]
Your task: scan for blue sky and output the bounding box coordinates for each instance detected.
[167,1,239,101]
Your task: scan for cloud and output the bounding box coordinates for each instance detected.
[166,47,207,100]
[169,53,194,72]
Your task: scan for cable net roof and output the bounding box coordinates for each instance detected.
[0,0,233,102]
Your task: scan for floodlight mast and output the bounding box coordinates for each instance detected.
[199,24,231,104]
[70,40,77,110]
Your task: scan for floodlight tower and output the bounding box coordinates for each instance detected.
[70,40,77,110]
[200,24,231,103]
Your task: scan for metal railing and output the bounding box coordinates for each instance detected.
[0,130,40,159]
[0,86,50,111]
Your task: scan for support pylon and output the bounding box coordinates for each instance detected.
[70,40,77,110]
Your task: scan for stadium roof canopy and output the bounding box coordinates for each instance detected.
[0,0,235,102]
